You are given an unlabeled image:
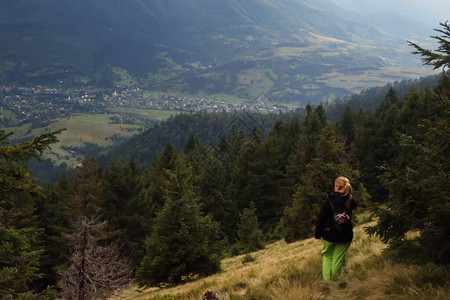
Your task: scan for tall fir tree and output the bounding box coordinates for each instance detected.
[182,135,237,243]
[236,202,264,253]
[336,106,357,147]
[226,127,263,240]
[0,129,63,299]
[69,154,104,217]
[352,109,381,199]
[281,124,358,242]
[302,104,327,166]
[36,173,75,290]
[137,158,222,286]
[145,142,178,215]
[102,156,150,270]
[368,23,450,262]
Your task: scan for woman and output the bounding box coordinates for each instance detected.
[315,176,358,280]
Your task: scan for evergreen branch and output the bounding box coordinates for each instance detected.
[407,21,450,70]
[0,128,66,163]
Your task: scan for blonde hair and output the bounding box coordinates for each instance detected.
[335,176,352,196]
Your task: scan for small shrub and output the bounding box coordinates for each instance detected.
[242,254,256,264]
[411,263,449,288]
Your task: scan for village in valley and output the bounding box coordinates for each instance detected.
[0,85,291,129]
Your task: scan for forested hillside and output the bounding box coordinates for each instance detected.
[107,110,305,166]
[325,73,441,119]
[1,22,449,299]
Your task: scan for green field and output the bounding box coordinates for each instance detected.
[5,110,177,166]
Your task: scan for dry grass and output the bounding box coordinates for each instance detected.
[110,222,449,300]
[110,238,323,300]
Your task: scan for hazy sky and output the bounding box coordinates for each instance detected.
[329,0,450,27]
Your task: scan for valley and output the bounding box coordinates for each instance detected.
[0,84,295,166]
[0,56,437,166]
[1,1,449,297]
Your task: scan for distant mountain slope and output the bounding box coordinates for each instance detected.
[328,0,450,28]
[0,0,433,104]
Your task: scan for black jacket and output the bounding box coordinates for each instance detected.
[314,192,358,243]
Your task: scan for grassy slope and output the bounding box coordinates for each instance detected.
[111,215,449,300]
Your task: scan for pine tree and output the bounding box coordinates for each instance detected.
[57,216,131,300]
[366,93,449,263]
[352,89,402,202]
[102,156,149,270]
[57,155,131,299]
[183,134,200,155]
[375,88,399,118]
[302,104,327,165]
[236,203,264,253]
[70,154,104,217]
[408,21,450,70]
[145,142,178,214]
[36,173,75,290]
[183,135,237,242]
[281,124,358,242]
[137,158,222,286]
[262,119,302,217]
[226,127,263,238]
[0,129,63,299]
[367,24,450,262]
[352,110,381,199]
[337,106,357,146]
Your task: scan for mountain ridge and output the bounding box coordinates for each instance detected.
[0,0,434,104]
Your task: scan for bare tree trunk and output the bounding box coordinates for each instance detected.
[57,216,132,300]
[77,226,87,300]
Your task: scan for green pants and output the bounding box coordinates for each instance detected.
[321,239,351,280]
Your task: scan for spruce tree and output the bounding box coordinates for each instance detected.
[226,127,263,238]
[0,129,63,298]
[102,156,149,270]
[408,21,450,70]
[236,203,264,253]
[36,173,75,290]
[367,23,450,263]
[302,104,327,165]
[57,155,131,299]
[146,142,178,214]
[261,119,302,228]
[183,135,237,243]
[137,158,222,286]
[337,106,357,146]
[366,91,449,263]
[281,124,358,242]
[57,216,131,300]
[352,110,380,199]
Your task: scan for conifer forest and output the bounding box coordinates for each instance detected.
[1,21,449,300]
